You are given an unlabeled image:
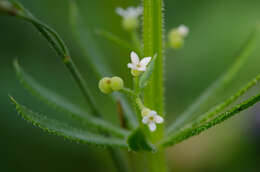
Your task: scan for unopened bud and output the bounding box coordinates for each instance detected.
[168,29,184,49]
[122,17,138,31]
[141,108,151,117]
[168,25,189,50]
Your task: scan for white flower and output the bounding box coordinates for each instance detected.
[127,51,151,72]
[177,25,189,37]
[142,109,164,132]
[116,6,143,19]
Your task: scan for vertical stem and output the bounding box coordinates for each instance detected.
[143,0,167,171]
[143,0,165,120]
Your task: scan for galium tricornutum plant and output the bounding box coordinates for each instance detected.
[1,0,260,171]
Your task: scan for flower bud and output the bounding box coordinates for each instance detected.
[141,108,151,117]
[122,17,138,31]
[110,76,124,91]
[168,25,189,50]
[168,29,184,50]
[98,77,113,94]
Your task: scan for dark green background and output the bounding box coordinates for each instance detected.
[1,0,260,171]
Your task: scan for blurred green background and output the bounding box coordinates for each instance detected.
[1,0,260,171]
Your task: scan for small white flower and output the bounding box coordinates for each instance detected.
[116,6,143,19]
[142,109,164,132]
[178,25,189,37]
[127,51,151,72]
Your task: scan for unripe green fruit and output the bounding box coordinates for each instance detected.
[110,77,124,91]
[122,17,138,31]
[98,77,112,94]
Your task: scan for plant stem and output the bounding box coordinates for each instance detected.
[143,0,167,171]
[145,151,167,172]
[143,0,165,118]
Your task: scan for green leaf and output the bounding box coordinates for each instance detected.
[127,128,155,152]
[2,1,101,117]
[10,97,128,148]
[139,55,157,90]
[161,91,260,148]
[69,0,110,76]
[194,73,260,126]
[166,27,260,134]
[96,29,137,53]
[69,0,138,129]
[14,60,129,138]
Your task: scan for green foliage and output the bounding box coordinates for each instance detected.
[69,0,138,129]
[10,97,128,148]
[127,128,155,151]
[1,0,260,171]
[139,55,157,90]
[13,60,129,138]
[96,29,137,53]
[195,73,260,126]
[161,90,260,147]
[3,1,101,117]
[167,27,260,134]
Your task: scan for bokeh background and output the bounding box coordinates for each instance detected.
[1,0,260,171]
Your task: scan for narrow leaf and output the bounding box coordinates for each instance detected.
[10,97,128,148]
[69,0,138,129]
[14,60,129,138]
[162,91,260,147]
[139,55,157,90]
[195,73,260,126]
[1,1,101,117]
[96,29,137,53]
[127,128,155,152]
[69,0,110,76]
[167,27,260,134]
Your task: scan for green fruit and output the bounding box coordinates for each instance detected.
[110,76,124,91]
[98,77,112,94]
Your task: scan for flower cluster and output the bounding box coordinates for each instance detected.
[98,50,164,132]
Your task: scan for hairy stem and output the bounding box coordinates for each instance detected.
[142,0,166,171]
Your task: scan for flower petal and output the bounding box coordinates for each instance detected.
[149,111,157,116]
[127,63,135,69]
[148,122,156,132]
[131,51,139,64]
[137,66,146,71]
[155,115,164,124]
[116,7,126,18]
[178,25,189,37]
[142,116,149,124]
[140,57,151,66]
